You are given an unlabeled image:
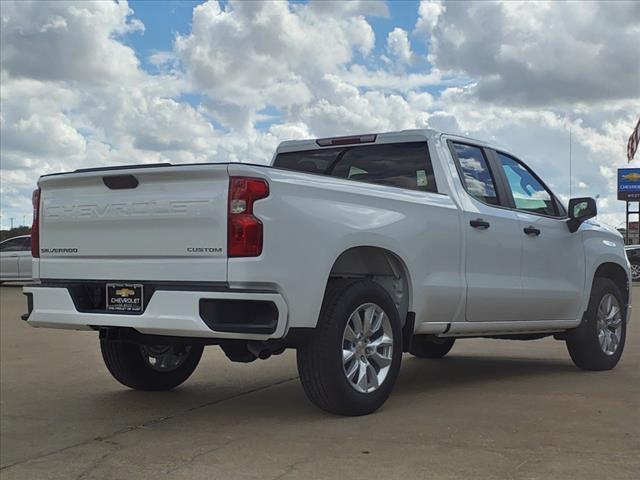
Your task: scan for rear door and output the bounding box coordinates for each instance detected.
[492,151,585,320]
[449,142,525,322]
[37,165,230,282]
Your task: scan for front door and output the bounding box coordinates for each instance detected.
[494,152,585,320]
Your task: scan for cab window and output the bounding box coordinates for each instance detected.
[451,143,499,205]
[496,153,557,216]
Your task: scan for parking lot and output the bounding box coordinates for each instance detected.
[0,285,638,480]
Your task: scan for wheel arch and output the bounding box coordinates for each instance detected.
[326,246,413,325]
[593,262,630,307]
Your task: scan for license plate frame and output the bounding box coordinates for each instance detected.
[106,283,144,314]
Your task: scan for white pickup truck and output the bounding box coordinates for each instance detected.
[23,129,631,415]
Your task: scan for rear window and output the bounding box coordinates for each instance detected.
[273,142,437,193]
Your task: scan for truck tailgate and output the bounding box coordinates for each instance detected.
[37,164,229,282]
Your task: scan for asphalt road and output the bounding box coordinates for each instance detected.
[1,285,638,480]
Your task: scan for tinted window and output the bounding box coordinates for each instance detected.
[452,143,499,205]
[0,237,30,252]
[274,142,437,193]
[497,153,557,216]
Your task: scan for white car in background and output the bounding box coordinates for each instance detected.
[0,235,32,283]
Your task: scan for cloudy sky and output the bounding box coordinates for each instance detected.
[1,0,639,229]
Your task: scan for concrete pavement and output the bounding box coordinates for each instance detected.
[1,285,638,479]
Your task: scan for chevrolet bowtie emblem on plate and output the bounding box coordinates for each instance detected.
[115,288,136,297]
[106,283,143,313]
[623,172,640,181]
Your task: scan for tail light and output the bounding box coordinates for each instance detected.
[228,177,269,257]
[31,188,41,258]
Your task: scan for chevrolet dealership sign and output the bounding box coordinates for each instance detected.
[618,168,640,201]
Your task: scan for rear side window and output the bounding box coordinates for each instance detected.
[451,143,499,205]
[273,142,437,193]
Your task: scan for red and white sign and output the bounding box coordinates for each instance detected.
[629,117,640,162]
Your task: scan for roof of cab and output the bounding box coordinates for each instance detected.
[274,128,502,155]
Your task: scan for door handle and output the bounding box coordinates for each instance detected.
[470,219,490,229]
[523,226,541,236]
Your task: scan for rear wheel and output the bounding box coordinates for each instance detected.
[409,336,455,359]
[297,280,402,416]
[100,340,204,391]
[566,277,626,371]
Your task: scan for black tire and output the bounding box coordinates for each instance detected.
[297,279,403,416]
[409,336,455,358]
[100,340,204,391]
[566,277,627,371]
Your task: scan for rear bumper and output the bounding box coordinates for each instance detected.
[22,285,289,340]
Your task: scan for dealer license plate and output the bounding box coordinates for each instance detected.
[106,283,144,313]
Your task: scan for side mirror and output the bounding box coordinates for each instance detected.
[567,197,597,233]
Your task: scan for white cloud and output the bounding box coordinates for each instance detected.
[0,0,144,85]
[386,28,415,65]
[306,0,389,18]
[414,0,446,36]
[174,0,377,130]
[417,0,640,105]
[339,65,443,91]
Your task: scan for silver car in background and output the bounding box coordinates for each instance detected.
[0,235,32,283]
[625,245,640,281]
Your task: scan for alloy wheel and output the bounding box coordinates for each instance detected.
[341,303,394,393]
[630,263,640,281]
[596,294,623,356]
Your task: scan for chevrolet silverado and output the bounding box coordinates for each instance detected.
[23,129,631,415]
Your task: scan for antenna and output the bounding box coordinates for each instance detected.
[569,125,572,199]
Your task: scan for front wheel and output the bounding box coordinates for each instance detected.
[100,340,204,391]
[565,277,626,371]
[297,280,403,416]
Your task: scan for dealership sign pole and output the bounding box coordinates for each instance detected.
[620,117,640,244]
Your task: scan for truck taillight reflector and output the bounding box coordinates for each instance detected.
[228,177,269,257]
[31,188,41,258]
